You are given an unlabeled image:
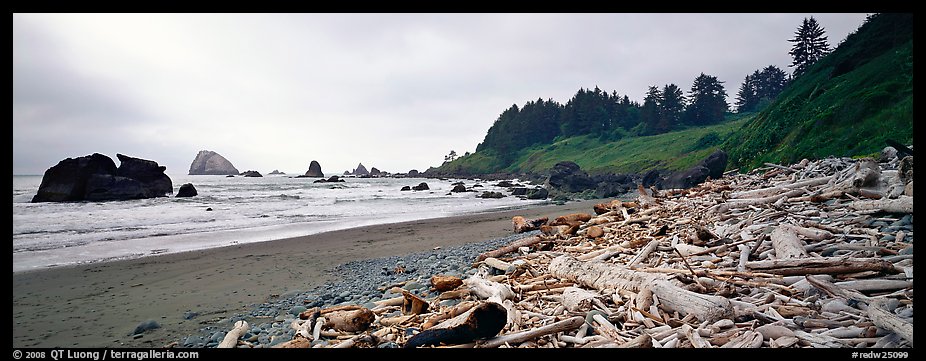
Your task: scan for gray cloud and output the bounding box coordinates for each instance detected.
[13,13,869,175]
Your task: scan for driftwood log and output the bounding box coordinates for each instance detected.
[405,302,507,348]
[549,255,733,322]
[431,275,463,292]
[475,236,544,262]
[324,308,375,332]
[217,320,248,348]
[746,257,897,276]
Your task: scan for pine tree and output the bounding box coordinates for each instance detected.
[661,84,685,131]
[640,86,664,135]
[789,17,831,77]
[684,73,728,125]
[735,72,759,113]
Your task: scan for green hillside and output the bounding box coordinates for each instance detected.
[724,13,913,170]
[434,13,912,177]
[438,116,748,176]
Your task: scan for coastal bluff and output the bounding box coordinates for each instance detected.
[188,150,239,175]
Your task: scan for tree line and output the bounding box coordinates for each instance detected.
[472,16,831,164]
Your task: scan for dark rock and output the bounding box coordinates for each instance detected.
[641,169,661,188]
[327,176,343,182]
[32,153,173,202]
[31,153,117,202]
[511,187,528,196]
[206,207,213,211]
[353,163,369,176]
[494,181,515,188]
[304,161,324,178]
[226,175,234,178]
[661,150,728,189]
[177,183,198,197]
[370,167,382,176]
[116,154,172,197]
[472,184,483,188]
[240,170,263,177]
[188,150,239,175]
[400,186,411,191]
[412,182,429,191]
[268,170,285,175]
[343,171,351,176]
[526,188,549,200]
[133,320,161,335]
[546,161,596,193]
[407,169,420,178]
[183,311,199,320]
[478,191,505,199]
[451,184,467,193]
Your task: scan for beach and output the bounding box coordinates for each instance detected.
[12,199,603,348]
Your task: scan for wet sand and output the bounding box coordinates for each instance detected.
[12,199,602,348]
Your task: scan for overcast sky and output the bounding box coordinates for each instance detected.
[13,13,869,176]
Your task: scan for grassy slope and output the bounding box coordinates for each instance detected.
[724,14,913,170]
[444,116,749,175]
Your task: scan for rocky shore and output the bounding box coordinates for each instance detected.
[200,147,913,349]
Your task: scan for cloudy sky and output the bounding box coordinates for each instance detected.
[13,13,869,176]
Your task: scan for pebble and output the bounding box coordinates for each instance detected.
[178,231,542,348]
[183,311,199,320]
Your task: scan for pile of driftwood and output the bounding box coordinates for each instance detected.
[219,149,913,348]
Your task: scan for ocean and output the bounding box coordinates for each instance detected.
[12,174,547,272]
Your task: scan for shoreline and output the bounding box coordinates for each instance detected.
[13,199,605,348]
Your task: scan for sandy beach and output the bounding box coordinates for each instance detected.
[13,199,603,348]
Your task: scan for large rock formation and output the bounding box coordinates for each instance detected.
[304,160,324,178]
[353,163,370,176]
[546,161,596,193]
[188,150,239,175]
[240,170,263,177]
[661,150,729,189]
[370,167,382,176]
[33,153,173,202]
[407,169,420,178]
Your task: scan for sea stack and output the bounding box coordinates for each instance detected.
[353,163,370,176]
[32,153,173,202]
[304,160,324,178]
[188,150,239,175]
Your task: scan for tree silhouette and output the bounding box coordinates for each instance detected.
[789,17,831,77]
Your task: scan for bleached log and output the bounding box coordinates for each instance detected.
[746,257,897,276]
[868,300,914,344]
[835,279,913,292]
[477,316,584,348]
[423,301,476,329]
[476,236,544,262]
[217,320,249,348]
[618,333,652,348]
[779,224,833,241]
[680,324,712,348]
[731,176,833,199]
[720,330,764,348]
[576,245,625,261]
[771,227,808,259]
[848,196,913,214]
[483,257,516,273]
[464,269,518,326]
[549,255,733,322]
[325,308,375,332]
[628,239,660,269]
[561,287,600,312]
[333,334,375,348]
[373,296,404,309]
[794,330,846,348]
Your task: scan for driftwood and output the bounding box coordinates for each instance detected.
[549,255,733,322]
[476,236,544,262]
[512,217,548,234]
[805,275,913,344]
[402,291,429,315]
[771,227,808,259]
[272,336,311,348]
[746,257,897,276]
[430,275,463,292]
[477,316,585,348]
[324,308,375,332]
[628,239,660,269]
[217,320,248,348]
[483,257,516,273]
[561,287,600,312]
[848,196,913,214]
[551,213,592,225]
[406,302,507,348]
